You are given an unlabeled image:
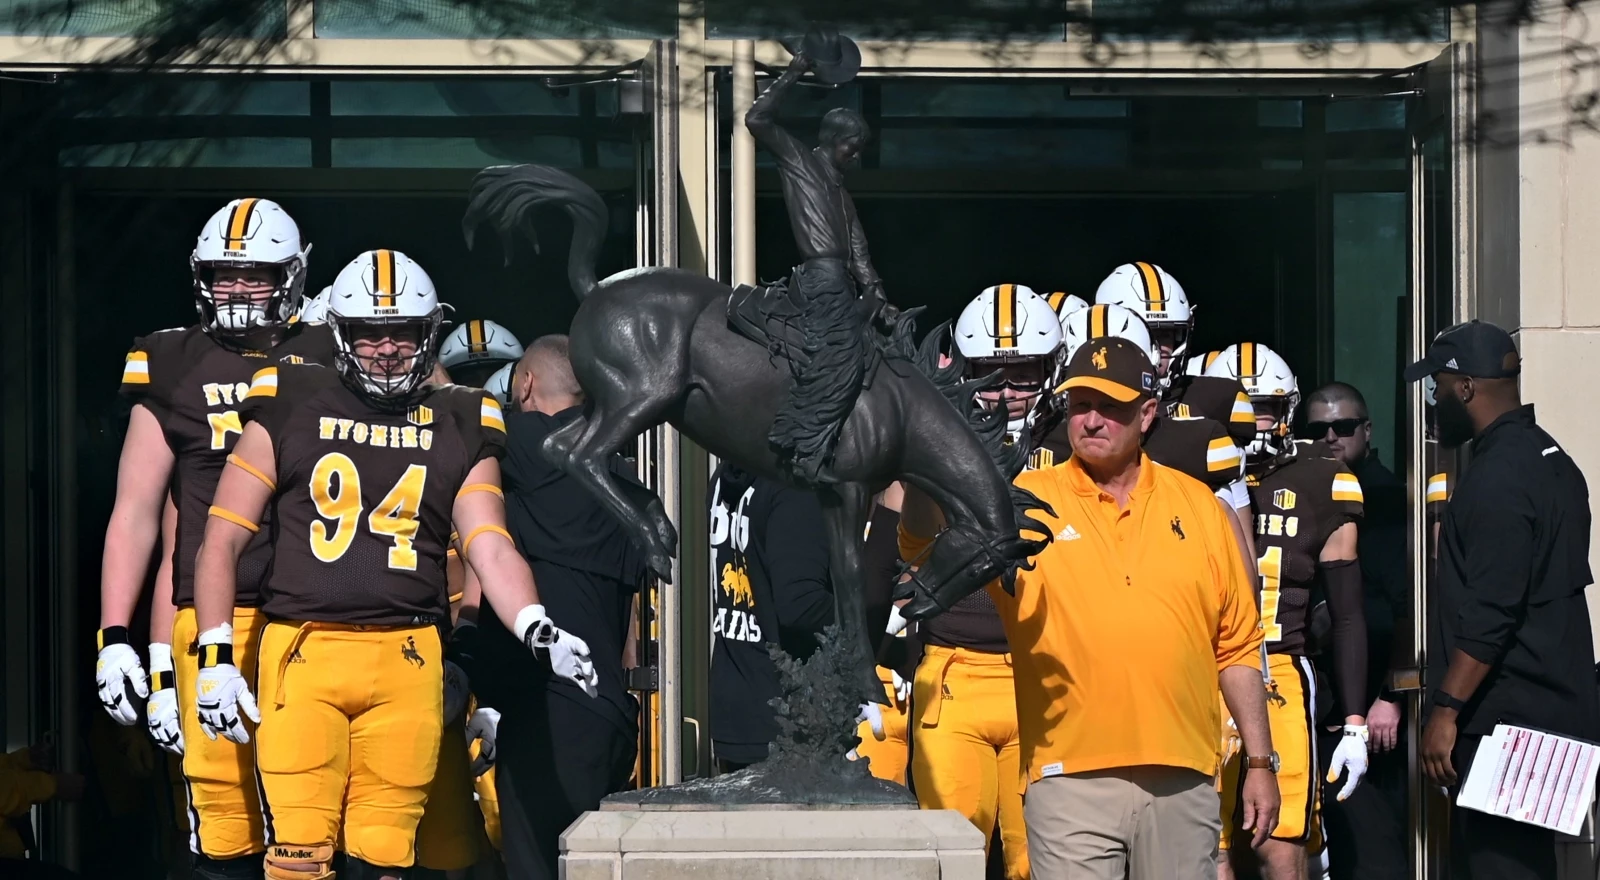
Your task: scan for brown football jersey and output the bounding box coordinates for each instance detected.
[119,321,336,608]
[1144,416,1241,493]
[1164,374,1255,448]
[238,363,507,626]
[1246,439,1364,656]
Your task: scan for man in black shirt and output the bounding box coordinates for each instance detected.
[708,463,833,770]
[1406,320,1600,880]
[1304,382,1409,880]
[458,335,646,880]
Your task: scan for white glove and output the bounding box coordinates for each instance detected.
[443,661,470,725]
[466,707,501,777]
[194,625,260,745]
[145,643,184,755]
[856,702,885,742]
[515,605,599,698]
[885,605,908,638]
[892,670,911,705]
[1325,724,1370,801]
[96,634,149,726]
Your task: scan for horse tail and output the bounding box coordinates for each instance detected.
[462,164,607,300]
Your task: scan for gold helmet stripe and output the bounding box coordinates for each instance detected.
[1205,350,1222,370]
[468,319,487,352]
[1090,304,1108,340]
[1241,342,1257,377]
[1135,261,1165,310]
[225,198,259,251]
[995,284,1017,348]
[1047,291,1068,313]
[373,249,396,308]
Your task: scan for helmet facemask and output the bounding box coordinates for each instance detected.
[1148,313,1193,389]
[1246,392,1299,460]
[191,254,307,337]
[968,354,1054,439]
[330,312,443,407]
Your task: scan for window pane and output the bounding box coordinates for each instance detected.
[1332,192,1406,466]
[60,138,312,167]
[0,0,285,37]
[1257,100,1303,128]
[878,128,1128,169]
[330,80,584,116]
[1326,99,1406,132]
[1090,0,1447,42]
[313,0,673,39]
[331,136,585,168]
[72,80,311,117]
[881,82,1127,119]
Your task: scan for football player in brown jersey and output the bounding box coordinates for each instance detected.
[190,250,596,880]
[1208,342,1370,880]
[96,197,334,879]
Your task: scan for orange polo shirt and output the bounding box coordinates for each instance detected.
[901,453,1260,783]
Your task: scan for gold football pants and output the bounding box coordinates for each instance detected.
[853,666,910,786]
[173,606,268,859]
[255,621,444,869]
[912,645,1029,880]
[415,717,482,870]
[1219,653,1318,848]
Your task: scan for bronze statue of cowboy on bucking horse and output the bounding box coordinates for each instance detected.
[462,28,1050,712]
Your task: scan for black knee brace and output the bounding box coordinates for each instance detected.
[193,852,266,880]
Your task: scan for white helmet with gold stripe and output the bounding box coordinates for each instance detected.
[953,283,1063,437]
[440,319,525,369]
[326,249,445,403]
[1043,291,1089,322]
[484,362,514,406]
[1205,341,1299,459]
[1184,349,1223,377]
[297,286,332,324]
[1094,262,1192,381]
[191,198,311,335]
[1060,303,1157,367]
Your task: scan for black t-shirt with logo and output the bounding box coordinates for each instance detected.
[708,464,833,763]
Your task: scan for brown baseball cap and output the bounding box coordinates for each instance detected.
[1055,336,1157,403]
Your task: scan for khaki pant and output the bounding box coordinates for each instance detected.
[1024,766,1219,880]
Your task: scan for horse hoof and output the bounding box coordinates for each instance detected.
[648,552,674,584]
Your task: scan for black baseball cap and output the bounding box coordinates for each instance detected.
[1402,320,1521,383]
[1055,336,1156,403]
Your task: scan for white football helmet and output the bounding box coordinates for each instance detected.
[440,319,525,369]
[190,198,310,334]
[953,284,1063,437]
[484,362,514,406]
[297,286,332,323]
[326,249,445,402]
[1184,350,1223,377]
[1205,342,1299,459]
[1044,291,1089,321]
[1060,303,1158,367]
[1094,262,1192,382]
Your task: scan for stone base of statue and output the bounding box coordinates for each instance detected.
[560,806,985,880]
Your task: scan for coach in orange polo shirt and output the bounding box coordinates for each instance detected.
[904,337,1280,880]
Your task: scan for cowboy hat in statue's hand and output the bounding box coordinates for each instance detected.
[781,26,862,85]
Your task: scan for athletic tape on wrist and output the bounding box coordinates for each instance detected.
[199,643,234,669]
[96,626,131,651]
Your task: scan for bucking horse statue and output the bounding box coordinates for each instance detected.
[461,164,1051,709]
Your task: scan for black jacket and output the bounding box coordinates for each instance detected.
[1429,405,1600,739]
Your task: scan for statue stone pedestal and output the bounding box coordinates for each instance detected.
[560,804,986,880]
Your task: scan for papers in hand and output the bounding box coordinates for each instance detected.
[1457,723,1599,836]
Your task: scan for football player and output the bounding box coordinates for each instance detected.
[96,197,333,880]
[898,284,1065,880]
[440,318,524,388]
[189,250,597,880]
[1044,291,1088,321]
[1206,343,1370,880]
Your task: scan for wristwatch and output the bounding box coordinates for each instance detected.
[1245,752,1280,773]
[1431,689,1468,712]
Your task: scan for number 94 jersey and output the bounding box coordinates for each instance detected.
[1246,440,1363,656]
[239,363,506,626]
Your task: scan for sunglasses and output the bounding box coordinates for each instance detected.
[1305,418,1367,438]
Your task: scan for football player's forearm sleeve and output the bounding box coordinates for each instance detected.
[1323,558,1368,717]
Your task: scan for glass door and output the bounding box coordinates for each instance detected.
[1406,41,1471,880]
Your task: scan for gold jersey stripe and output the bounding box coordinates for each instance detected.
[1332,472,1364,503]
[225,198,259,250]
[481,396,506,432]
[246,366,278,398]
[1426,473,1449,503]
[122,351,151,385]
